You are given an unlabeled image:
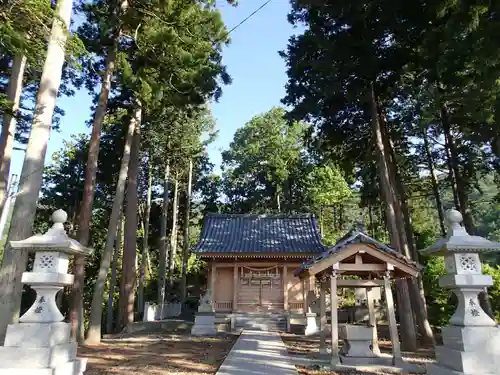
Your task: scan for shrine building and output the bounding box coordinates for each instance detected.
[193,213,326,314]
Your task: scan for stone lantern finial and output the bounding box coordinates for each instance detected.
[445,208,467,236]
[52,209,68,225]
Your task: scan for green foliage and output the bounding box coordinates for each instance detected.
[421,257,455,326]
[220,107,352,217]
[484,264,500,322]
[305,164,351,209]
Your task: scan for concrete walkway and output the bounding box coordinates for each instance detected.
[216,330,299,375]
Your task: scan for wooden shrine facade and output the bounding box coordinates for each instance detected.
[193,213,327,313]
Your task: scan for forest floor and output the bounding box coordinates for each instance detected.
[79,332,239,375]
[281,333,436,375]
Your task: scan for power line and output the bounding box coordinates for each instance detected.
[225,0,274,36]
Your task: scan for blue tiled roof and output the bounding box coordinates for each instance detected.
[295,226,417,275]
[193,213,328,254]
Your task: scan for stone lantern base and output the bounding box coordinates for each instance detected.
[191,312,217,336]
[428,325,500,375]
[0,322,86,375]
[304,313,319,336]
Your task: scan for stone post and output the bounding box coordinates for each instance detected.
[420,209,500,375]
[305,289,320,336]
[0,209,90,375]
[191,289,217,336]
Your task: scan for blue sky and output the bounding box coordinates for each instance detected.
[9,0,303,183]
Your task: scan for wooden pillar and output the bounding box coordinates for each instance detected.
[309,275,316,292]
[302,278,307,315]
[233,264,238,312]
[211,263,216,311]
[367,287,381,355]
[383,272,402,365]
[283,265,288,311]
[320,280,327,355]
[330,267,340,366]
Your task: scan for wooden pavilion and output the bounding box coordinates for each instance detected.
[294,225,420,365]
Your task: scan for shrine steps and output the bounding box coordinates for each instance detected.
[232,312,287,332]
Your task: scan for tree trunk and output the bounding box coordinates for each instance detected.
[368,82,417,351]
[0,54,27,220]
[437,89,474,231]
[180,159,193,304]
[168,177,179,288]
[0,0,74,341]
[106,211,123,334]
[117,102,141,332]
[70,43,118,343]
[137,159,152,315]
[158,161,170,309]
[276,189,281,212]
[386,133,435,346]
[368,205,374,237]
[85,106,139,345]
[422,127,446,237]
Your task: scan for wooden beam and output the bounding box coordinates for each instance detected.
[308,244,363,276]
[338,263,386,272]
[215,262,303,268]
[367,287,381,355]
[383,273,402,364]
[363,247,419,277]
[337,279,384,287]
[355,254,363,264]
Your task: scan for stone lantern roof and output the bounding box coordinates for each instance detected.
[420,209,500,256]
[9,209,90,255]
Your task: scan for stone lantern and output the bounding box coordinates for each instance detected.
[420,209,500,375]
[0,209,90,375]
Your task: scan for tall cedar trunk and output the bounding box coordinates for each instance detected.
[117,104,141,331]
[0,175,18,238]
[0,54,27,219]
[158,162,170,308]
[368,205,374,237]
[85,106,139,344]
[368,82,417,351]
[386,134,435,346]
[422,127,446,237]
[168,177,179,288]
[0,0,73,341]
[437,90,473,229]
[137,160,152,314]
[106,211,122,334]
[70,40,118,342]
[180,160,193,304]
[276,189,281,212]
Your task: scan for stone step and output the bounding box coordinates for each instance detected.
[234,313,287,332]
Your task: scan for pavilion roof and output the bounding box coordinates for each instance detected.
[295,224,418,276]
[193,213,327,255]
